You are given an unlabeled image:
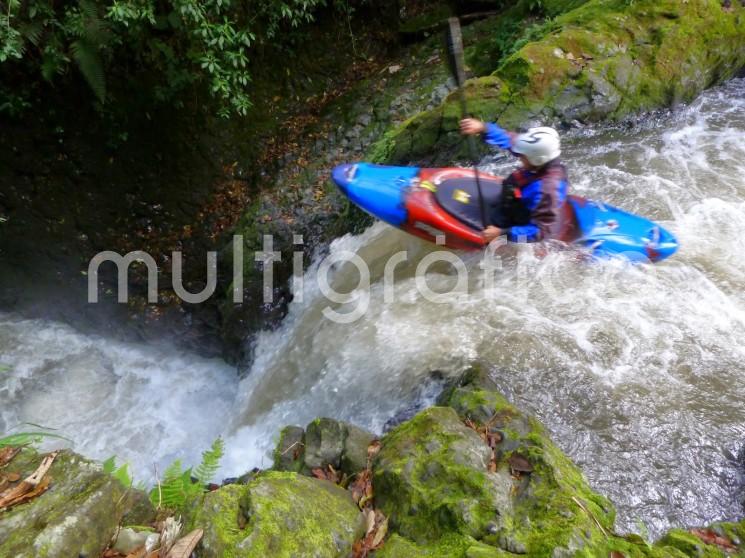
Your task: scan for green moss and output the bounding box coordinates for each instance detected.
[272,425,306,473]
[373,406,515,543]
[375,532,509,558]
[192,471,364,558]
[374,0,745,165]
[399,4,452,34]
[653,529,731,558]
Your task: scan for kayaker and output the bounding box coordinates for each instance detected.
[459,118,569,243]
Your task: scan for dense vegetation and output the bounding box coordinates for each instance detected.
[0,0,359,117]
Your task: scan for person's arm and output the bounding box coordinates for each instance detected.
[482,122,514,150]
[459,118,514,150]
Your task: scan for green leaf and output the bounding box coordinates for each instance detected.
[103,455,133,487]
[193,437,224,484]
[70,39,106,102]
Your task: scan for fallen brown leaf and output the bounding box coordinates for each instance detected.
[353,509,389,558]
[690,528,736,550]
[364,509,376,535]
[0,447,20,468]
[166,528,203,558]
[371,515,388,547]
[508,454,534,474]
[350,469,372,507]
[366,440,381,464]
[311,468,329,481]
[124,546,147,558]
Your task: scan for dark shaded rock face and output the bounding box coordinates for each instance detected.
[0,98,231,356]
[0,448,154,558]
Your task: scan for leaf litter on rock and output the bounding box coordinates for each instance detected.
[350,440,388,558]
[0,450,58,512]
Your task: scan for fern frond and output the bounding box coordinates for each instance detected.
[193,437,224,484]
[71,39,106,102]
[41,54,62,81]
[149,438,225,510]
[79,0,111,46]
[77,0,99,21]
[103,456,133,487]
[20,21,44,46]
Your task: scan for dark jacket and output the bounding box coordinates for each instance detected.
[483,122,569,242]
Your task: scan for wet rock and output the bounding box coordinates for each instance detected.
[120,488,157,526]
[0,449,147,558]
[587,72,622,118]
[304,417,346,470]
[553,86,592,122]
[341,423,376,474]
[112,527,156,555]
[281,419,375,476]
[272,425,305,473]
[193,471,365,558]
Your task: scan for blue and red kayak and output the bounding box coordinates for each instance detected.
[331,162,678,262]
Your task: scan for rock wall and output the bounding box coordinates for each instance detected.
[370,0,745,165]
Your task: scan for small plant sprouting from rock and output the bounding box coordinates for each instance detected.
[150,437,224,511]
[102,455,133,488]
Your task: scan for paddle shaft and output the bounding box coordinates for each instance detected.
[446,17,489,229]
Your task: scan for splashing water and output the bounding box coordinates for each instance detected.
[2,79,745,537]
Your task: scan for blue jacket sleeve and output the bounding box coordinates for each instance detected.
[483,122,513,150]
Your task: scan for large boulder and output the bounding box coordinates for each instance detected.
[192,470,366,557]
[0,448,151,558]
[371,0,745,165]
[373,406,514,543]
[372,365,653,557]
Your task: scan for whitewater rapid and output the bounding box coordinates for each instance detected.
[2,79,745,537]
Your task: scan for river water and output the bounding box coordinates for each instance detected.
[2,79,745,537]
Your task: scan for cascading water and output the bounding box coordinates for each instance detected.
[2,79,745,538]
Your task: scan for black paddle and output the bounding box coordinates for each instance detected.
[445,17,489,230]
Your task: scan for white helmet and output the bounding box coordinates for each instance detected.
[511,127,561,166]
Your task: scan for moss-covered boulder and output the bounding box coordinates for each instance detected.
[0,448,146,558]
[192,470,365,557]
[373,0,745,164]
[373,406,514,543]
[372,365,693,557]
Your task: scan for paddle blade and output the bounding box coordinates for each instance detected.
[445,17,466,87]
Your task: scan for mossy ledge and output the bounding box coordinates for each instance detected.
[2,367,745,557]
[370,0,745,165]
